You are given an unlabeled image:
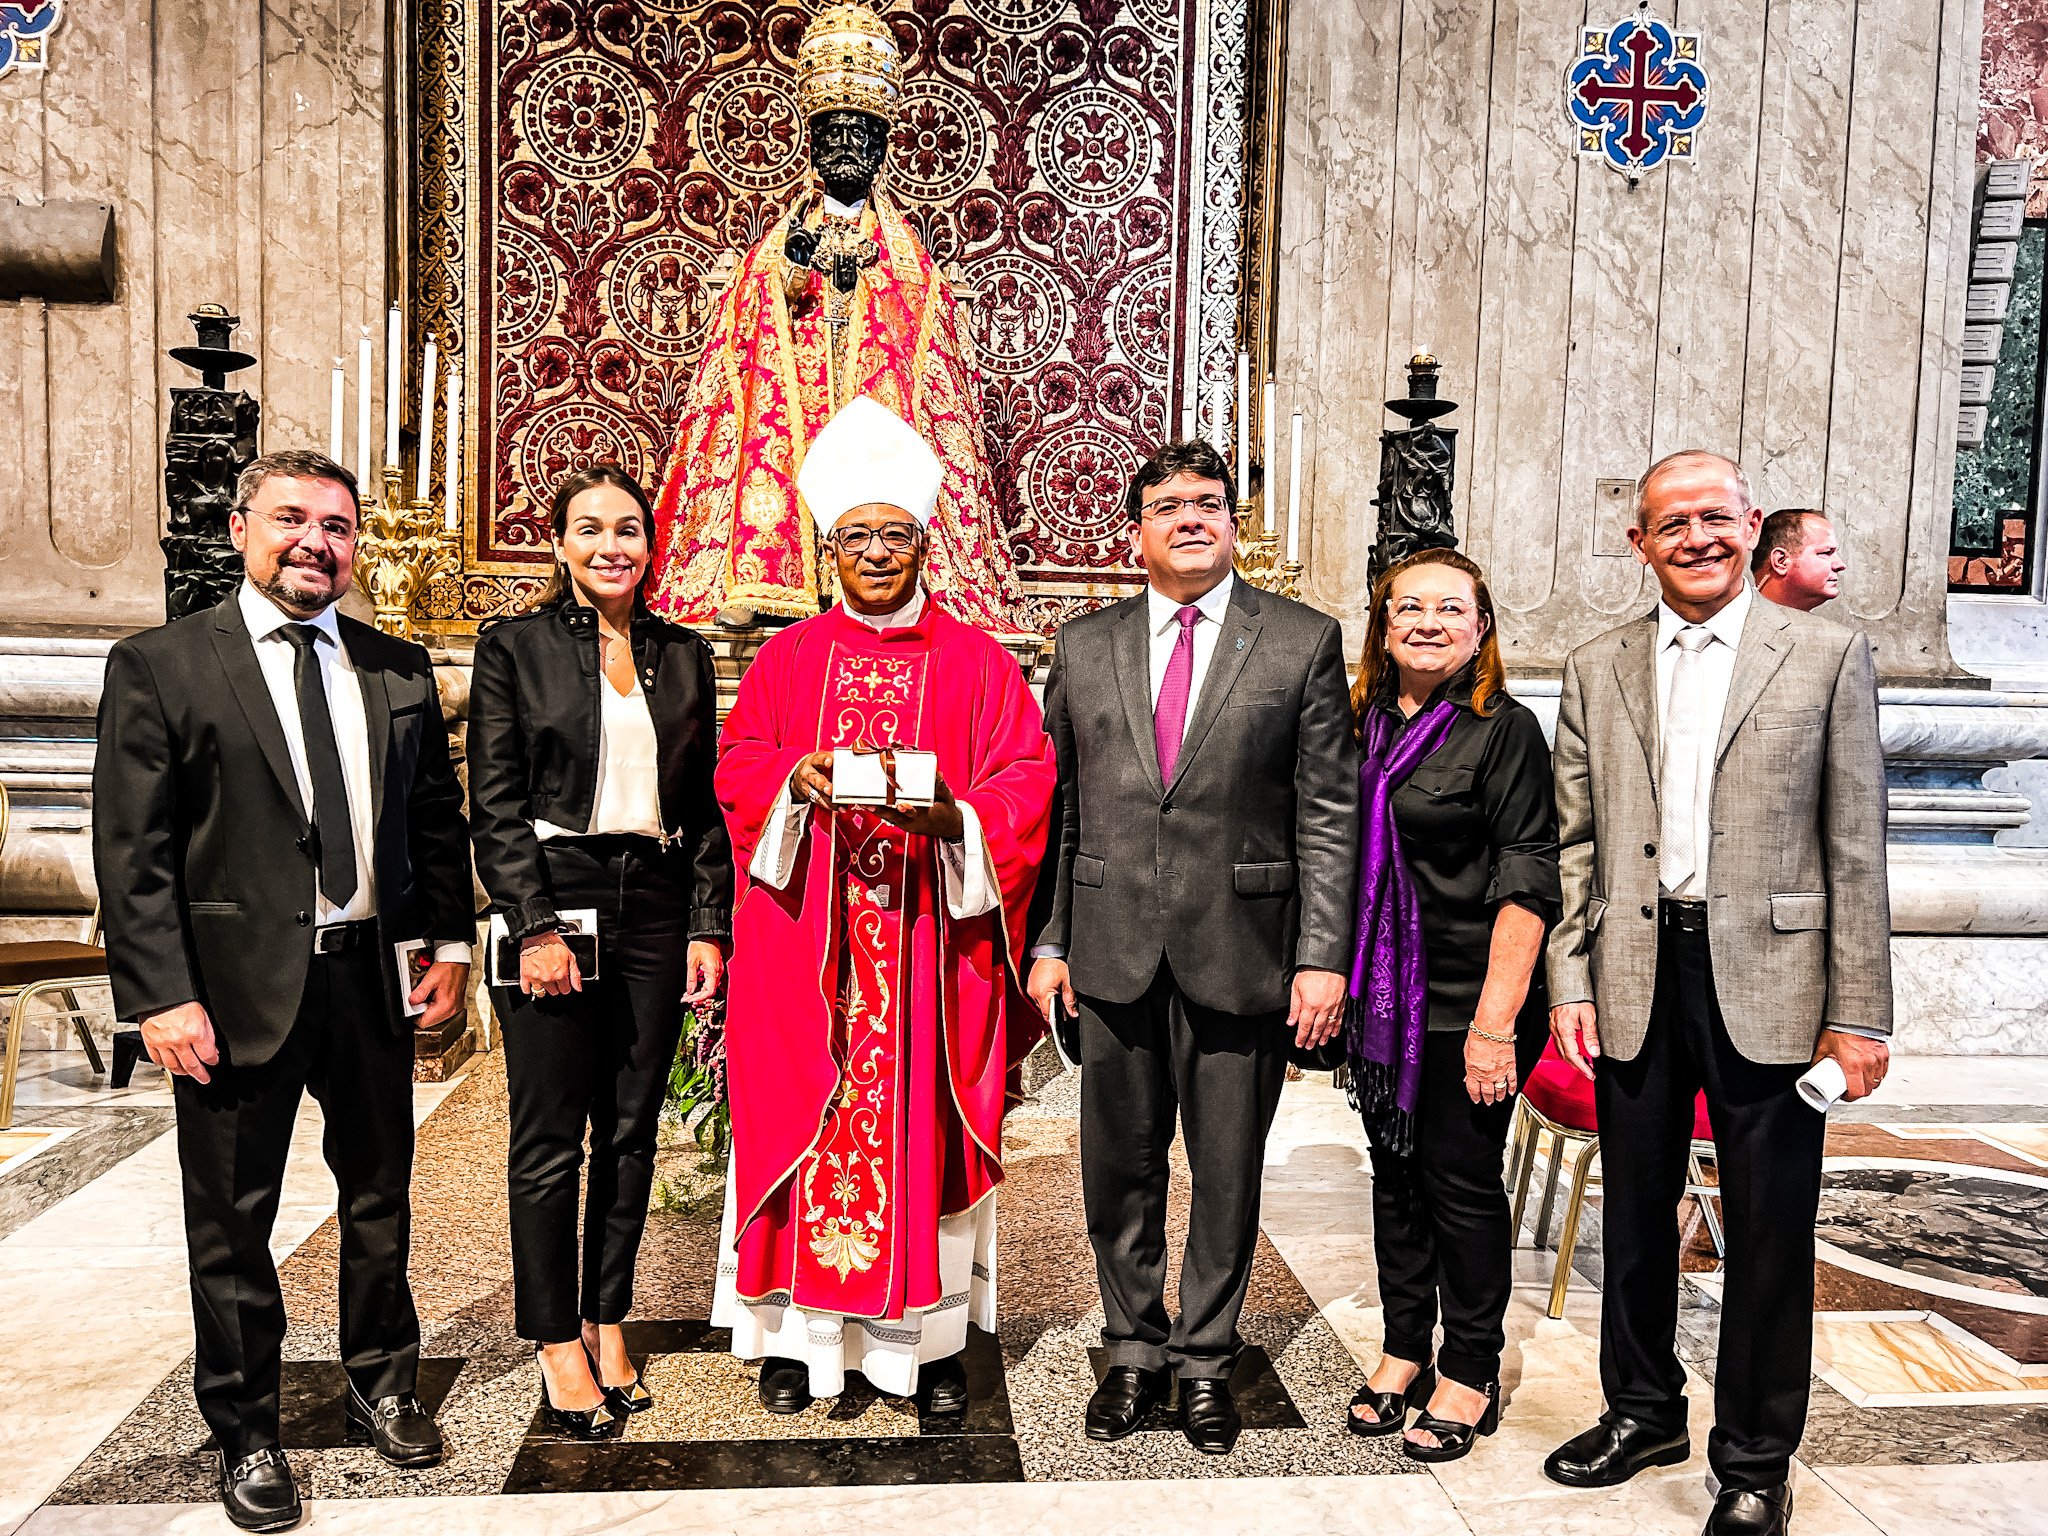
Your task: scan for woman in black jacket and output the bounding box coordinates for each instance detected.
[470,464,734,1436]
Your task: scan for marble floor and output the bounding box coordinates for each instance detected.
[1,1046,2043,1536]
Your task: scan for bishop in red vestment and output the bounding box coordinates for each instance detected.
[712,397,1054,1410]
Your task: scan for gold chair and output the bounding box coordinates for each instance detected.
[1507,1043,1724,1320]
[0,782,113,1128]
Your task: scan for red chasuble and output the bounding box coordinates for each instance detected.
[716,601,1053,1321]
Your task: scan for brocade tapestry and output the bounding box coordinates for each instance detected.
[459,0,1224,628]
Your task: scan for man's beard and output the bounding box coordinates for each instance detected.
[255,556,342,615]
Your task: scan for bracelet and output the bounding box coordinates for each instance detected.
[1468,1021,1515,1045]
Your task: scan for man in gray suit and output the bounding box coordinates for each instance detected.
[1028,439,1359,1455]
[1543,450,1892,1536]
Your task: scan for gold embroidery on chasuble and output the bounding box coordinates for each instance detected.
[790,640,932,1316]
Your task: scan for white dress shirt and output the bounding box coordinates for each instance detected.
[749,586,998,918]
[237,583,470,962]
[535,676,664,841]
[1147,571,1237,730]
[1654,582,1751,901]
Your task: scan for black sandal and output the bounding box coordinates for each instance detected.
[1347,1361,1436,1438]
[1401,1378,1500,1463]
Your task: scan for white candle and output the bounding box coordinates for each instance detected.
[1286,408,1305,565]
[414,336,438,501]
[1179,399,1196,443]
[1235,350,1249,499]
[1260,376,1276,532]
[355,329,373,494]
[443,367,463,533]
[384,305,403,469]
[1208,380,1229,457]
[329,358,345,462]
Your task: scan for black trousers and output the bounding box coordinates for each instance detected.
[492,835,692,1344]
[174,943,419,1461]
[1370,1028,1532,1386]
[1595,909,1825,1492]
[1079,959,1290,1379]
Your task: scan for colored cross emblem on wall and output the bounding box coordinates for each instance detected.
[1566,11,1709,181]
[0,0,62,77]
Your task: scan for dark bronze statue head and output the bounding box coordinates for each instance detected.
[810,109,889,205]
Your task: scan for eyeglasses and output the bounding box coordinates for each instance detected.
[249,507,359,545]
[828,524,922,556]
[1140,494,1230,522]
[1387,599,1477,629]
[1645,509,1747,547]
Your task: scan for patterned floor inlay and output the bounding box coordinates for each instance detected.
[504,1324,1023,1491]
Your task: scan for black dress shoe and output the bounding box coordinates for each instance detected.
[924,1353,969,1416]
[1544,1413,1692,1487]
[534,1345,619,1440]
[345,1385,444,1467]
[759,1357,814,1414]
[1085,1364,1172,1441]
[1705,1484,1793,1535]
[1180,1377,1241,1455]
[218,1447,302,1533]
[582,1341,654,1416]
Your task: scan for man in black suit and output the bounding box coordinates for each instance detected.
[1028,439,1360,1454]
[93,450,474,1532]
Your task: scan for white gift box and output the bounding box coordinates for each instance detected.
[831,747,937,808]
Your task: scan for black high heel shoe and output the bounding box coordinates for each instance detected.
[1402,1378,1500,1463]
[1347,1360,1436,1438]
[534,1345,618,1440]
[583,1338,654,1416]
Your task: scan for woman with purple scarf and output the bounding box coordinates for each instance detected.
[1342,549,1559,1463]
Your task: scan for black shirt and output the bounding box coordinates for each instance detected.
[1372,667,1561,1031]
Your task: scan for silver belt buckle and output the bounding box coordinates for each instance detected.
[313,924,344,955]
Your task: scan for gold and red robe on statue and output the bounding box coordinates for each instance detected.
[711,595,1052,1393]
[647,194,1025,631]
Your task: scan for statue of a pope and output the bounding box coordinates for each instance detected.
[647,3,1025,632]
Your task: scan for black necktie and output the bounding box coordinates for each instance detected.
[280,624,359,909]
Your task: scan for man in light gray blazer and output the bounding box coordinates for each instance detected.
[1541,450,1891,1536]
[1028,438,1359,1456]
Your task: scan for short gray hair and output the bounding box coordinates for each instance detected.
[1634,449,1752,527]
[233,450,361,518]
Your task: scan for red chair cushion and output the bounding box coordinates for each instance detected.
[1524,1040,1599,1132]
[1523,1040,1715,1145]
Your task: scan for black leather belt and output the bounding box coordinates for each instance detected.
[1658,899,1708,933]
[312,919,376,955]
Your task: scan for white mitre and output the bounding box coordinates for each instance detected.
[797,396,943,533]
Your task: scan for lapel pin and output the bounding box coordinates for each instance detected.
[1235,637,1246,650]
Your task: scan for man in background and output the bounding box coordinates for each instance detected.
[1751,508,1844,612]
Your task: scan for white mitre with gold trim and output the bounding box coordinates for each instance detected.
[798,396,943,532]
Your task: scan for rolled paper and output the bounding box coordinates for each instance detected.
[1796,1056,1849,1114]
[415,336,438,501]
[355,329,373,494]
[384,305,403,468]
[329,359,345,462]
[443,368,463,532]
[1286,408,1304,565]
[1261,376,1276,532]
[1235,350,1249,501]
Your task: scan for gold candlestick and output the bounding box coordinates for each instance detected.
[1233,497,1285,593]
[354,465,459,639]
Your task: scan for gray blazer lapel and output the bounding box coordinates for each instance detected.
[1111,600,1164,797]
[1167,579,1262,793]
[1716,599,1792,763]
[210,598,309,826]
[1612,613,1661,801]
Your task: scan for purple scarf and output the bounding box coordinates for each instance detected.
[1345,699,1460,1156]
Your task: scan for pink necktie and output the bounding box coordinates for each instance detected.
[1154,604,1202,781]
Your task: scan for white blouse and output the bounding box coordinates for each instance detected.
[534,678,664,840]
